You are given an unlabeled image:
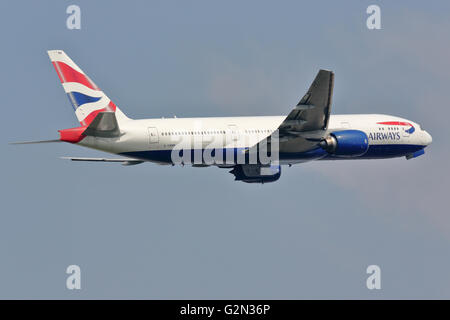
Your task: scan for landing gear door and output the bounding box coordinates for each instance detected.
[148,127,159,144]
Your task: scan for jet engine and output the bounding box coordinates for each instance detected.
[230,164,281,183]
[320,130,369,157]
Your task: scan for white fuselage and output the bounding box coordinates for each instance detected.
[78,113,432,165]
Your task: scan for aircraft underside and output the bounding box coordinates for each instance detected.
[120,143,426,165]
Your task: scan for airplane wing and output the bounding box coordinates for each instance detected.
[252,69,334,153]
[60,157,143,166]
[281,69,334,135]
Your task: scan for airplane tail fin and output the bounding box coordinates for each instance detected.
[47,50,130,126]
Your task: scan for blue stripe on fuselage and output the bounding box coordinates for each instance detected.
[120,144,425,164]
[341,144,424,159]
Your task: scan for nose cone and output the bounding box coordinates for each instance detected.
[423,130,432,146]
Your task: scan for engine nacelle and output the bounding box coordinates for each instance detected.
[230,164,281,183]
[320,130,369,157]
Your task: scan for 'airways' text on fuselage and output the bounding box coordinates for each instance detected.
[368,131,401,141]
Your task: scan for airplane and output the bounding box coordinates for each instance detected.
[12,50,432,183]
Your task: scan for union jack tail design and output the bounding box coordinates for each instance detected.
[47,50,130,126]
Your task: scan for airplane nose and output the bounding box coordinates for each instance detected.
[423,130,432,146]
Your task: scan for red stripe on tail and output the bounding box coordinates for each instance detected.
[80,101,117,126]
[52,61,100,91]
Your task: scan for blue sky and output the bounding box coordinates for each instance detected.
[1,0,449,298]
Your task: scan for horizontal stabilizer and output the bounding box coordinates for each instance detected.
[61,156,143,166]
[10,139,61,145]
